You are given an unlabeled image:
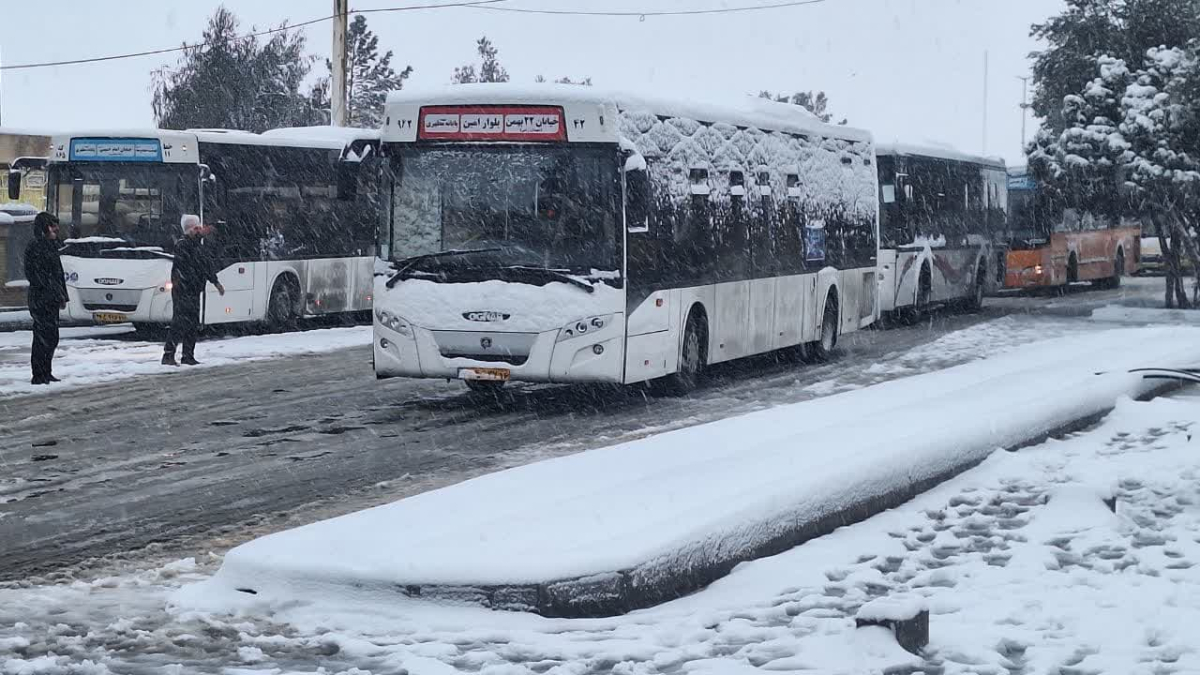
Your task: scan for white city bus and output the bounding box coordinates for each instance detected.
[29,127,380,331]
[874,144,1007,319]
[369,84,879,393]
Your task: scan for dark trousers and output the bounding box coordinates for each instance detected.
[30,306,61,381]
[164,290,201,359]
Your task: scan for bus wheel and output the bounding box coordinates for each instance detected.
[659,313,706,396]
[1098,250,1125,289]
[965,266,987,312]
[901,268,931,324]
[811,295,839,362]
[266,279,298,332]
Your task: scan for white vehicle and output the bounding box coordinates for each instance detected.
[875,144,1007,318]
[36,127,380,330]
[369,84,879,393]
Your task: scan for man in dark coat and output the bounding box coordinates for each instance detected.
[24,212,69,385]
[163,214,224,366]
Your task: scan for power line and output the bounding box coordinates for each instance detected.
[1,0,834,72]
[0,0,507,72]
[474,0,829,17]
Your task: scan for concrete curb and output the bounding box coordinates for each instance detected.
[382,379,1188,618]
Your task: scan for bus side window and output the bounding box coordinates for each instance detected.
[624,159,651,234]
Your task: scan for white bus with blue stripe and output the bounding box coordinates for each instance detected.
[41,127,380,331]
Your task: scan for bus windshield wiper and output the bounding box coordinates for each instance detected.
[385,247,502,288]
[500,266,596,294]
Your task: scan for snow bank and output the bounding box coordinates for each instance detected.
[197,326,1200,616]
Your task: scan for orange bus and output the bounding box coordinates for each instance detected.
[1004,167,1139,289]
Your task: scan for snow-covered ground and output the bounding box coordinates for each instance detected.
[0,325,371,398]
[4,390,1198,674]
[193,325,1199,613]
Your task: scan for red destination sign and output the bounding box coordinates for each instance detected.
[417,106,567,142]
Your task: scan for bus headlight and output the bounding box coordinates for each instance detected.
[374,308,412,336]
[558,314,614,342]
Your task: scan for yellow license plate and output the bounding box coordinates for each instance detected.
[458,367,510,382]
[94,312,128,324]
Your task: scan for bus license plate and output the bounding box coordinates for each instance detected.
[458,367,510,382]
[94,312,128,324]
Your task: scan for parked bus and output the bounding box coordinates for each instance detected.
[368,84,879,393]
[1004,166,1139,290]
[21,127,380,331]
[875,144,1007,318]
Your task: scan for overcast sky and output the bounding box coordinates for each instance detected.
[0,0,1060,163]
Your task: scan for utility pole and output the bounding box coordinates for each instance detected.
[1017,75,1032,150]
[982,50,989,155]
[331,0,349,126]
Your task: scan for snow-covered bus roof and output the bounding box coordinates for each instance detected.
[384,83,872,144]
[875,142,1006,169]
[47,127,377,164]
[261,126,380,145]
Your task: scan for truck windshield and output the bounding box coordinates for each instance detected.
[384,145,620,279]
[47,163,199,254]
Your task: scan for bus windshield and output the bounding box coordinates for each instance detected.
[48,163,199,255]
[1005,186,1049,247]
[385,145,620,279]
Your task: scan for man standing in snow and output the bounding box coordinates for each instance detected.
[24,212,69,385]
[163,214,224,366]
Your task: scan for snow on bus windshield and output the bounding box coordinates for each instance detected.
[386,145,620,275]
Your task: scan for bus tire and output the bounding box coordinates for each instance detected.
[659,311,707,396]
[811,293,839,362]
[965,264,987,312]
[265,277,299,332]
[900,266,931,324]
[1097,249,1125,289]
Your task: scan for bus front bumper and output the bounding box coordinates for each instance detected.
[64,285,175,324]
[1004,250,1055,288]
[373,319,626,385]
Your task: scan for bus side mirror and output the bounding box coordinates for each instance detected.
[7,170,20,201]
[337,163,358,201]
[624,155,650,233]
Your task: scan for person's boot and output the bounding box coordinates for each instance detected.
[180,356,200,366]
[30,377,48,385]
[46,375,61,383]
[162,354,178,366]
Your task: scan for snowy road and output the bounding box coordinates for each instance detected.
[0,280,1165,583]
[4,351,1197,675]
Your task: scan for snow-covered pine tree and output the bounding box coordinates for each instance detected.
[453,36,509,84]
[1120,46,1200,306]
[151,7,321,132]
[311,15,413,127]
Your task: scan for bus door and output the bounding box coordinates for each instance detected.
[203,223,257,324]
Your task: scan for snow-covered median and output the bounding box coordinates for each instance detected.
[189,325,1200,617]
[0,326,371,398]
